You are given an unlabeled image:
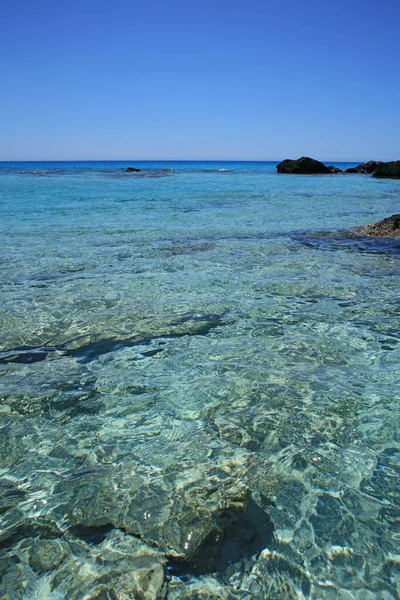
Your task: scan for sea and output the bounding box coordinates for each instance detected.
[0,161,399,599]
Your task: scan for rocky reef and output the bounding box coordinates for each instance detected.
[352,214,400,237]
[125,167,141,172]
[276,156,342,174]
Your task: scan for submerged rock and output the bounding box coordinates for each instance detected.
[353,214,400,237]
[240,549,311,599]
[29,539,68,573]
[166,575,243,599]
[373,160,400,179]
[1,529,168,600]
[276,156,340,174]
[84,586,119,600]
[125,167,141,172]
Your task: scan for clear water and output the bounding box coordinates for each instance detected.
[0,161,399,599]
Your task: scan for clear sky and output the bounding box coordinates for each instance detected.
[1,0,399,161]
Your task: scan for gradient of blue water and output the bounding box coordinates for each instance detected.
[0,162,399,599]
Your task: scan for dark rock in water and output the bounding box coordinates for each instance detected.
[354,214,400,237]
[373,160,400,179]
[276,156,338,174]
[344,159,400,178]
[125,167,141,172]
[277,158,400,177]
[167,497,274,576]
[0,312,228,367]
[68,524,114,544]
[344,160,383,174]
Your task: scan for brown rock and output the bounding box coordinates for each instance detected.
[355,214,400,237]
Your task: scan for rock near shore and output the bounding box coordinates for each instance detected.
[276,157,342,174]
[372,160,400,179]
[344,160,400,178]
[344,160,383,174]
[354,214,400,237]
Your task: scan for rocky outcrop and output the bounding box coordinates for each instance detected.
[372,160,400,179]
[344,161,383,174]
[125,167,141,172]
[276,156,342,174]
[344,160,400,178]
[354,214,400,237]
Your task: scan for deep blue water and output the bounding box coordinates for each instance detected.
[0,161,399,599]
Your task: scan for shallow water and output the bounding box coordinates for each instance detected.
[0,161,399,599]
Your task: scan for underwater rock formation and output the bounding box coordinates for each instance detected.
[0,529,168,600]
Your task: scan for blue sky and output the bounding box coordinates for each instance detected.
[1,0,399,161]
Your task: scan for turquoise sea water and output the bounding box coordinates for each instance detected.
[0,161,399,599]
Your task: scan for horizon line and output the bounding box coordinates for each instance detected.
[0,157,393,163]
